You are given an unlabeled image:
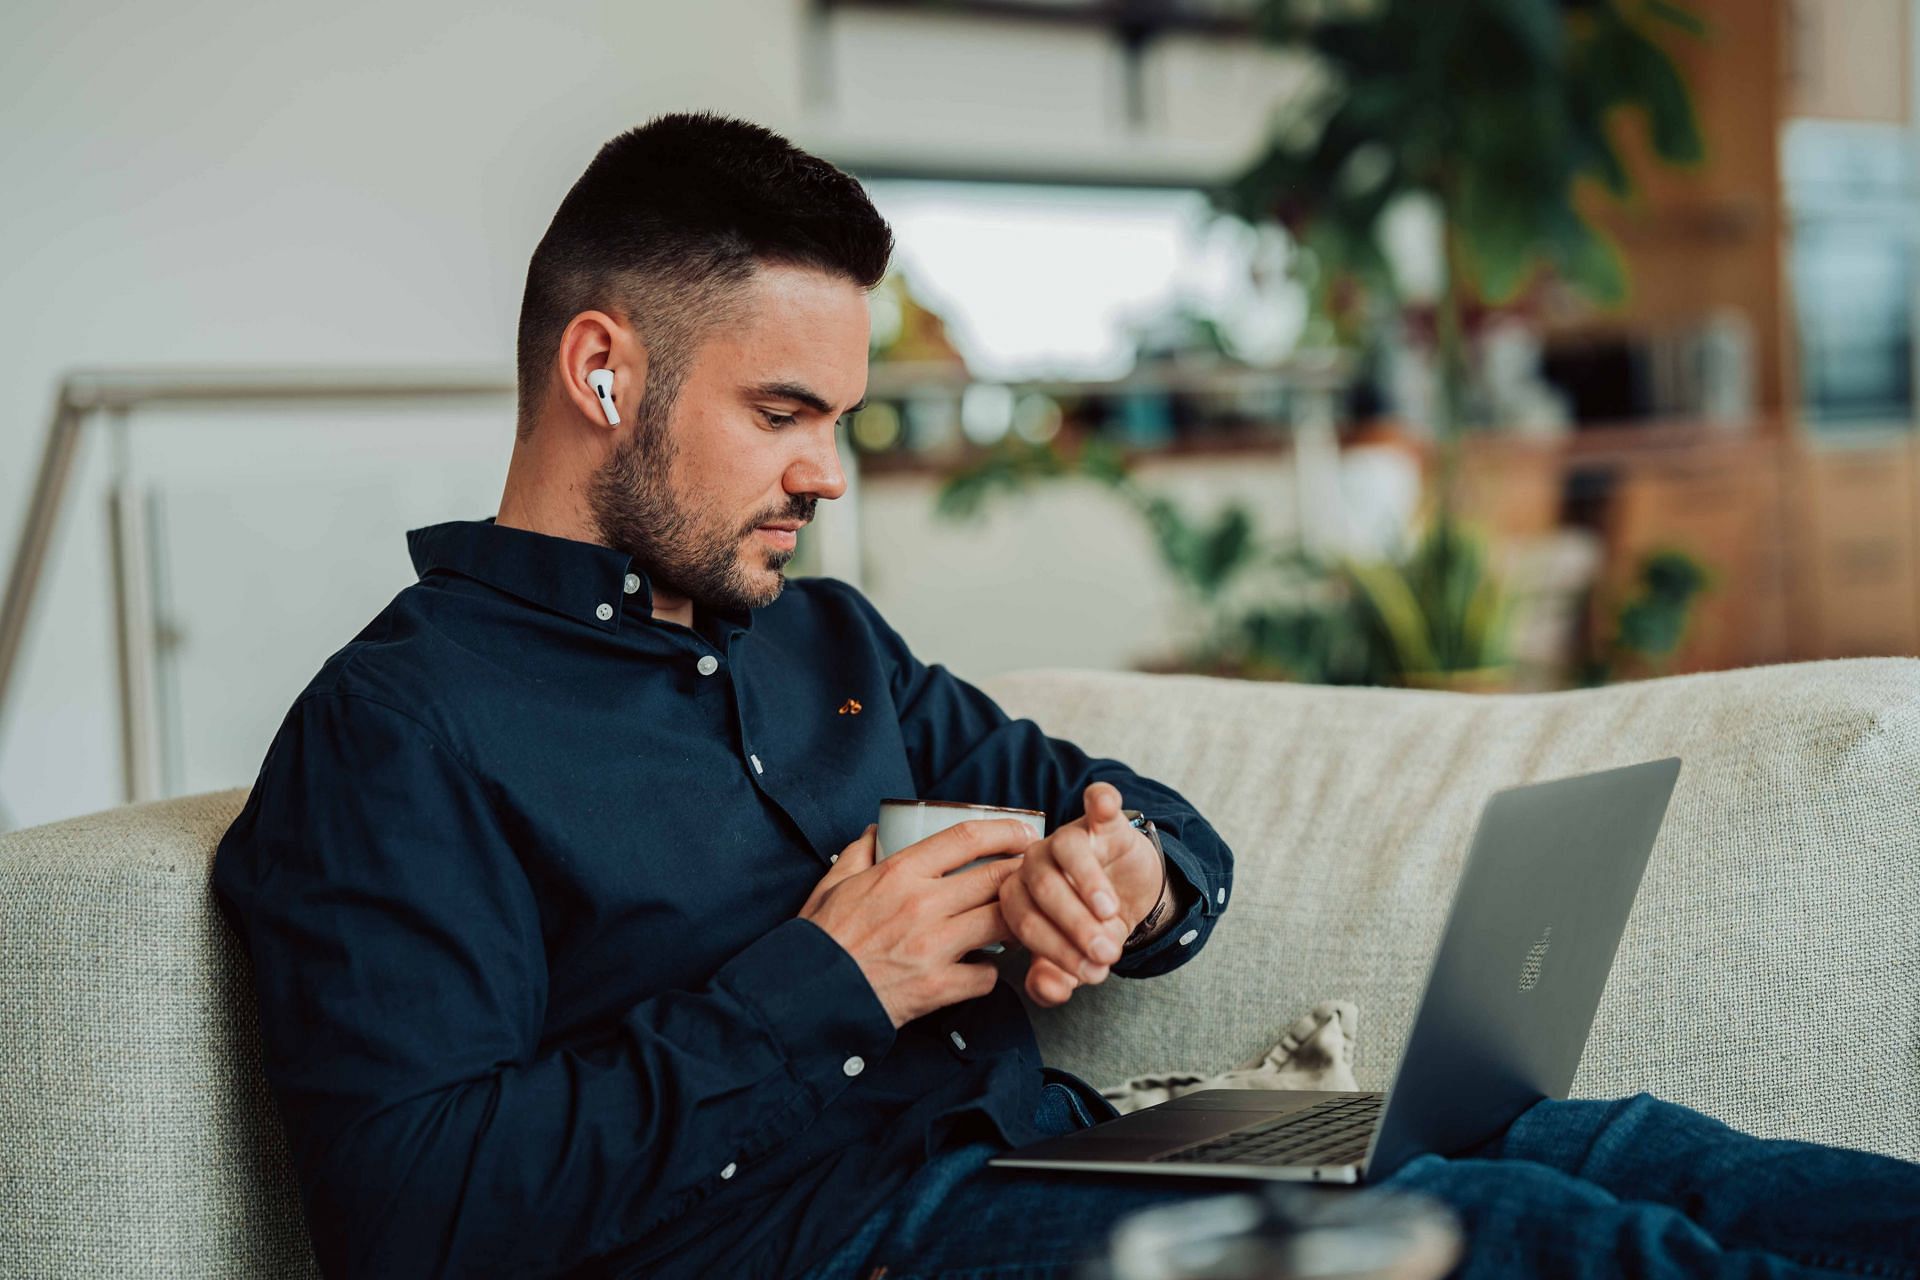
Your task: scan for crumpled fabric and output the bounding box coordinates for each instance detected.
[1097,1000,1360,1115]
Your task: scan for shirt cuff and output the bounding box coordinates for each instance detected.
[715,917,898,1109]
[1112,831,1222,979]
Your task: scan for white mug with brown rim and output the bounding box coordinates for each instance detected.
[875,798,1047,956]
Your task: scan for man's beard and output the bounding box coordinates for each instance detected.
[586,417,815,614]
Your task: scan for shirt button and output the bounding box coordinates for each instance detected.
[720,1161,737,1180]
[749,754,764,775]
[623,573,641,595]
[842,1055,865,1077]
[594,602,613,622]
[949,1030,967,1051]
[1177,929,1199,946]
[1217,887,1227,905]
[696,654,719,676]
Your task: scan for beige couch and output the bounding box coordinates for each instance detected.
[3,659,1916,1277]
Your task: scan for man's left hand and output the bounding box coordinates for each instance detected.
[999,781,1165,1007]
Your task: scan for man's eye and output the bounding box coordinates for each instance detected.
[761,410,798,428]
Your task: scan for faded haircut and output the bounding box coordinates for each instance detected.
[514,111,894,441]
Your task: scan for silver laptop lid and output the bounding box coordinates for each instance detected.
[1364,756,1682,1178]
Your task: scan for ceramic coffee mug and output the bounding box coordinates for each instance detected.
[875,798,1046,957]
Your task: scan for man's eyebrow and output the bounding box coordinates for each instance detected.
[745,381,867,417]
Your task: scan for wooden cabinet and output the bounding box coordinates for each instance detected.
[1601,441,1795,672]
[1450,425,1920,677]
[1565,0,1794,417]
[1788,438,1920,656]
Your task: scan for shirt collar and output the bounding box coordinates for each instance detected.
[405,517,759,637]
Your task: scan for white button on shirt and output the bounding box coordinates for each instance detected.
[949,1030,967,1051]
[1178,929,1199,946]
[594,602,613,622]
[843,1055,865,1077]
[1218,887,1227,905]
[696,654,719,676]
[720,1162,736,1180]
[623,573,641,595]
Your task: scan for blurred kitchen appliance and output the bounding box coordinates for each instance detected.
[1784,118,1920,431]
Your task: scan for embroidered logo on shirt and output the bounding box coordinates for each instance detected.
[838,698,863,716]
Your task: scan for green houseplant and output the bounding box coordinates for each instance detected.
[1222,0,1706,365]
[937,0,1709,688]
[1577,547,1713,685]
[1214,0,1708,684]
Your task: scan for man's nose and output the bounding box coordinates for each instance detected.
[788,429,848,502]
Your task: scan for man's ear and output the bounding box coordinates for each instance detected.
[556,309,647,434]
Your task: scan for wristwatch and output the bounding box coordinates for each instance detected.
[1121,809,1170,950]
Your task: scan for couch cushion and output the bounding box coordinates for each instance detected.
[981,658,1920,1163]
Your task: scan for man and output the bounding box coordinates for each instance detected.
[214,113,1918,1280]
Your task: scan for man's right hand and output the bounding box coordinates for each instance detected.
[798,819,1034,1029]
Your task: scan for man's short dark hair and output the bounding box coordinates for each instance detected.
[514,111,894,440]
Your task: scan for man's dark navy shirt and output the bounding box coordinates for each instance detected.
[211,517,1233,1279]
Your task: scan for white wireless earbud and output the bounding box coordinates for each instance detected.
[587,369,620,426]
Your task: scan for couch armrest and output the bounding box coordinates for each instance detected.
[0,787,322,1277]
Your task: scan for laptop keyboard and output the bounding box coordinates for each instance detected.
[1154,1094,1383,1168]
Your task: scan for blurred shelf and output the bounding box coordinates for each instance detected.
[855,413,1792,476]
[856,424,1299,475]
[808,0,1263,135]
[814,0,1256,40]
[864,352,1351,399]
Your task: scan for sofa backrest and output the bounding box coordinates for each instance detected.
[980,658,1920,1165]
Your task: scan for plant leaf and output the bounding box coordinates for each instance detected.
[1642,0,1707,38]
[1346,557,1437,676]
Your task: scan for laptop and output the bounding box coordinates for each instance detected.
[990,756,1683,1185]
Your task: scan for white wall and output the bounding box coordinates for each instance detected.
[0,0,1307,831]
[857,457,1305,678]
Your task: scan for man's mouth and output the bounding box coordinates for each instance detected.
[754,521,805,549]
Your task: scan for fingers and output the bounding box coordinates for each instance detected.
[1026,955,1080,1007]
[1083,781,1124,828]
[1080,783,1138,870]
[1028,829,1126,969]
[1003,862,1125,984]
[802,824,878,918]
[830,823,877,874]
[1051,822,1122,922]
[899,818,1039,878]
[937,850,1026,910]
[950,898,1018,955]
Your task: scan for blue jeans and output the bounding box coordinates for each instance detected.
[793,1069,1920,1279]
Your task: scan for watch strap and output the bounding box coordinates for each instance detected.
[1121,810,1171,950]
